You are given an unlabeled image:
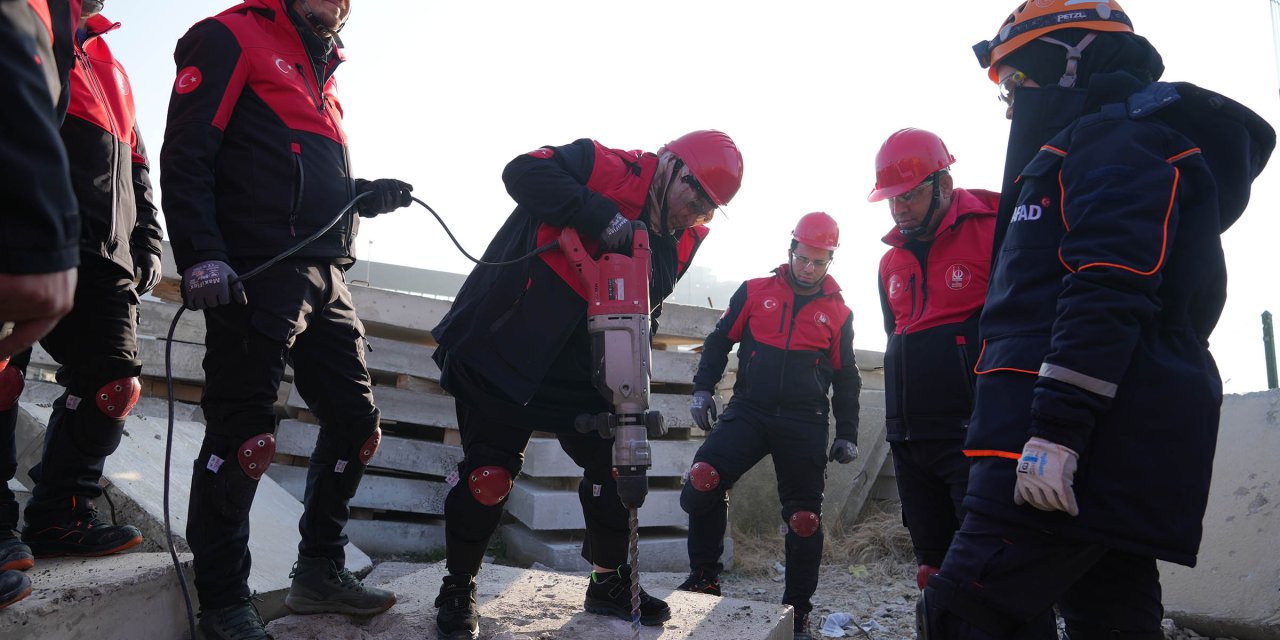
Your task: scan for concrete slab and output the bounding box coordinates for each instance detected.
[0,552,196,640]
[500,523,732,573]
[1159,390,1280,639]
[267,561,791,640]
[268,463,448,515]
[345,518,446,556]
[507,481,685,530]
[277,418,463,477]
[521,438,701,478]
[11,403,371,609]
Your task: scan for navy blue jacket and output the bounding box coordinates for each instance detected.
[964,77,1275,566]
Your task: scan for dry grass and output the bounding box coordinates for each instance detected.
[728,501,915,580]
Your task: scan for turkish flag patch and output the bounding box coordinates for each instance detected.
[176,66,202,94]
[527,148,554,159]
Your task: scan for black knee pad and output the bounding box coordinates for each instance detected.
[458,443,521,507]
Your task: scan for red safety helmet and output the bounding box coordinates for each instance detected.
[792,212,840,251]
[867,128,955,203]
[973,0,1134,82]
[661,130,744,206]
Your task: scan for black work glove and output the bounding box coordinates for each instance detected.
[134,252,162,296]
[355,178,414,217]
[690,390,718,431]
[182,260,247,310]
[599,213,633,252]
[828,438,859,464]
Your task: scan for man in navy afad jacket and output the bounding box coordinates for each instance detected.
[430,131,743,640]
[677,212,861,640]
[921,1,1276,637]
[160,1,413,638]
[868,128,997,599]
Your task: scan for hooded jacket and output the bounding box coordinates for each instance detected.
[878,187,998,441]
[432,139,708,408]
[160,0,357,272]
[964,74,1275,566]
[64,14,161,273]
[693,265,860,441]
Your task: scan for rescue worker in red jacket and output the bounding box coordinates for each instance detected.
[160,1,414,637]
[430,130,744,640]
[677,212,861,640]
[0,0,78,610]
[920,1,1275,637]
[867,129,997,595]
[15,0,164,567]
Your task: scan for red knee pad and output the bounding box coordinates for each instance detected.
[95,377,140,418]
[468,466,512,506]
[788,510,820,537]
[0,363,24,411]
[688,462,721,492]
[238,433,276,480]
[358,427,381,464]
[917,564,940,591]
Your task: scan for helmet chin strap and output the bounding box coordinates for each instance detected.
[300,0,346,38]
[898,181,944,239]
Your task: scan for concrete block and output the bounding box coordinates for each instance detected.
[653,303,722,343]
[520,436,702,478]
[349,285,448,343]
[1160,390,1280,639]
[276,419,462,477]
[343,519,445,557]
[268,463,448,516]
[288,384,458,430]
[506,479,685,530]
[500,522,733,574]
[0,553,196,640]
[267,561,789,640]
[12,402,371,606]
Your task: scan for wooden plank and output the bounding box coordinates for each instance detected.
[266,464,448,515]
[275,419,462,477]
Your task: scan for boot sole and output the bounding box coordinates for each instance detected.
[0,558,34,572]
[435,621,479,640]
[284,594,397,617]
[26,534,142,559]
[0,584,32,609]
[583,596,672,626]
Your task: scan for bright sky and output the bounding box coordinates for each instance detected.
[108,1,1279,393]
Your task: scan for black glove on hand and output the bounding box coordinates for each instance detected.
[599,212,633,251]
[134,252,163,296]
[182,260,247,311]
[828,438,858,464]
[355,178,414,217]
[690,390,718,431]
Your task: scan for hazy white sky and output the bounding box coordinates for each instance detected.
[108,1,1279,393]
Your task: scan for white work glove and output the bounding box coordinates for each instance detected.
[1014,436,1080,516]
[689,390,717,431]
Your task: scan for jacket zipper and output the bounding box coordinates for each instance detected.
[77,40,121,253]
[295,63,326,115]
[289,143,304,236]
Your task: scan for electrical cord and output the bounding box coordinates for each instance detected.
[161,192,556,637]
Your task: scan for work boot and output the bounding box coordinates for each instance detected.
[198,596,273,640]
[21,509,142,558]
[434,573,479,640]
[0,570,31,609]
[676,569,721,596]
[583,564,672,626]
[0,533,33,572]
[794,610,814,640]
[284,555,396,616]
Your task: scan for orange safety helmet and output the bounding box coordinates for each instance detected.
[660,130,744,206]
[792,212,840,251]
[867,128,955,203]
[973,0,1134,82]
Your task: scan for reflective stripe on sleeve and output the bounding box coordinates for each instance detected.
[1039,362,1118,398]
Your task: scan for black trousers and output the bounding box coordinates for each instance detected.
[889,439,970,568]
[679,402,828,616]
[187,260,379,610]
[24,256,140,526]
[925,510,1163,639]
[0,349,33,530]
[440,356,626,578]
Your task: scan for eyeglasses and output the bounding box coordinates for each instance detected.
[893,179,934,204]
[998,70,1027,106]
[681,173,717,218]
[791,253,831,270]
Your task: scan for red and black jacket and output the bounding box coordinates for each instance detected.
[877,188,997,441]
[63,14,161,273]
[160,0,356,272]
[1,0,79,276]
[693,266,860,440]
[432,139,708,406]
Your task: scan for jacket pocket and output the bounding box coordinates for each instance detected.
[973,333,1050,377]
